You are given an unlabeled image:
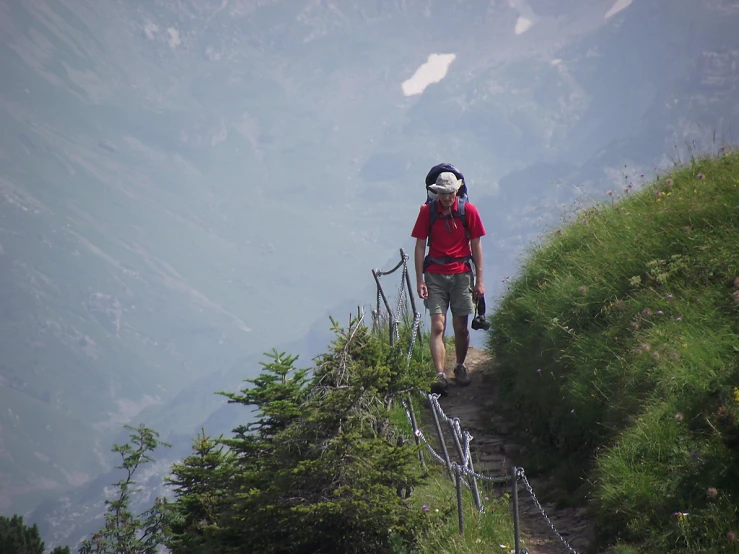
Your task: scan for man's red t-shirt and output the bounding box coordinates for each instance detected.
[411,198,486,274]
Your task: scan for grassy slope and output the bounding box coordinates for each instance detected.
[486,152,739,552]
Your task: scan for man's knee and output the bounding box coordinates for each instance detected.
[430,314,446,335]
[452,316,469,335]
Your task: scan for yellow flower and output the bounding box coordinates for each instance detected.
[733,387,739,403]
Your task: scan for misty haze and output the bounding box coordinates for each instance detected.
[1,0,738,548]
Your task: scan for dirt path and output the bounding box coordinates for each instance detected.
[435,347,595,554]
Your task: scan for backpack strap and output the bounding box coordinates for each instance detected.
[424,198,472,272]
[427,198,469,246]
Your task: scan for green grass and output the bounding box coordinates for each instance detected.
[390,397,516,554]
[411,472,515,554]
[375,297,518,553]
[486,151,739,552]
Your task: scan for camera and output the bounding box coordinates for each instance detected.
[471,314,490,331]
[470,296,491,331]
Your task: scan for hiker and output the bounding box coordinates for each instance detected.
[411,164,486,394]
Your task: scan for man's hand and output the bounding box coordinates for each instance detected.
[473,280,485,301]
[417,281,429,300]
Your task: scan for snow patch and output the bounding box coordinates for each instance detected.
[605,0,633,19]
[143,21,158,40]
[514,16,533,34]
[402,54,456,96]
[167,27,181,49]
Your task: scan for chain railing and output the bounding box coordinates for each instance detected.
[373,248,581,554]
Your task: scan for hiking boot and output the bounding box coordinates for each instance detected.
[430,372,449,396]
[454,363,471,386]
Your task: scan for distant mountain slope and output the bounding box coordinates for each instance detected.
[1,0,737,518]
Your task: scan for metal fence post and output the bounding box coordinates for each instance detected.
[461,430,483,512]
[455,465,464,536]
[428,395,453,479]
[399,248,422,344]
[371,268,395,346]
[448,418,483,511]
[406,393,424,467]
[512,465,520,554]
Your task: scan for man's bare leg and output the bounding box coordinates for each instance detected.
[429,313,446,375]
[452,315,470,365]
[452,315,471,385]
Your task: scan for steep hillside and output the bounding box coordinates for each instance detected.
[487,152,739,553]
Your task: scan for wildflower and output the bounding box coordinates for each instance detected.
[669,352,680,361]
[657,310,664,315]
[675,317,681,322]
[666,294,674,299]
[673,511,689,521]
[733,290,739,305]
[631,321,640,329]
[484,496,489,501]
[651,351,661,361]
[641,308,653,317]
[421,504,430,512]
[728,530,737,542]
[733,387,739,403]
[476,538,482,544]
[536,368,542,374]
[570,409,575,414]
[614,299,626,310]
[696,173,705,180]
[706,487,718,498]
[665,178,674,187]
[578,285,588,296]
[733,277,739,288]
[607,190,613,196]
[674,412,684,422]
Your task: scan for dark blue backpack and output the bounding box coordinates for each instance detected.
[423,163,472,271]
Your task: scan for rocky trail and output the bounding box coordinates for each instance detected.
[433,347,596,554]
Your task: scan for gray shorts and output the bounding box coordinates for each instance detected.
[424,272,474,316]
